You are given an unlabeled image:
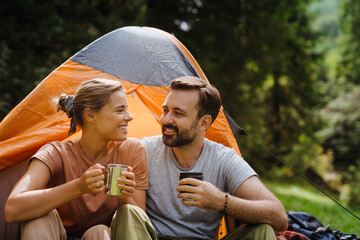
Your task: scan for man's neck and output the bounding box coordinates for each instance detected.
[171,136,205,169]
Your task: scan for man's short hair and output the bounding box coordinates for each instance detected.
[170,76,221,124]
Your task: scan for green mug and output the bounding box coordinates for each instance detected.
[105,164,129,196]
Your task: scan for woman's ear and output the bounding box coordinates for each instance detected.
[199,115,212,131]
[83,108,95,124]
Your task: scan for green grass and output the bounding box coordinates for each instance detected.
[265,181,360,236]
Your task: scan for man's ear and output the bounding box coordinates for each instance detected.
[83,108,96,123]
[199,115,212,131]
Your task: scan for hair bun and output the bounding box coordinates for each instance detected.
[58,94,75,118]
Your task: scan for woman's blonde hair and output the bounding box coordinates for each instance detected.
[57,78,124,135]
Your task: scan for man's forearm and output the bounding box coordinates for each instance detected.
[224,194,288,231]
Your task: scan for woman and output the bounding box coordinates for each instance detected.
[4,79,156,240]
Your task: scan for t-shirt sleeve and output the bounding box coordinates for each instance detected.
[223,150,257,195]
[31,142,63,177]
[125,139,149,190]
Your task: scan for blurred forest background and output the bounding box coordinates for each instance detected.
[1,0,359,230]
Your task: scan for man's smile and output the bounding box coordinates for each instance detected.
[162,124,178,135]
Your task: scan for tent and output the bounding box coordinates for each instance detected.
[0,26,242,239]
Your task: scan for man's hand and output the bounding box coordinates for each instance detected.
[177,178,224,211]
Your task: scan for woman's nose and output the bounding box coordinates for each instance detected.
[124,111,133,121]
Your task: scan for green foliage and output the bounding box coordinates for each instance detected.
[317,0,360,170]
[338,0,360,85]
[282,134,334,177]
[0,0,147,119]
[318,87,360,167]
[341,160,360,206]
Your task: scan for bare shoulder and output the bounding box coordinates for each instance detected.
[9,159,51,196]
[25,159,52,186]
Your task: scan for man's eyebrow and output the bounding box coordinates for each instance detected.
[174,107,186,112]
[162,105,187,113]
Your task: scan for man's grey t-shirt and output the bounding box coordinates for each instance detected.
[141,135,257,240]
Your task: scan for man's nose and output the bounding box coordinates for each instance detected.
[161,113,174,125]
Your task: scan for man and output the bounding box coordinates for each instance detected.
[141,76,288,240]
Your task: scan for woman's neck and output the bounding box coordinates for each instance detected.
[79,131,110,164]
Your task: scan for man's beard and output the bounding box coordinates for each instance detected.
[162,121,198,147]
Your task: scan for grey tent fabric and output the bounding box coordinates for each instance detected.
[71,26,200,86]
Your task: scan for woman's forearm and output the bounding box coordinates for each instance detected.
[4,179,82,223]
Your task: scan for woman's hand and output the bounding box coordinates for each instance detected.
[77,163,105,194]
[117,167,136,198]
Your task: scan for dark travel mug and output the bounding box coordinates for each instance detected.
[179,172,203,181]
[179,172,203,193]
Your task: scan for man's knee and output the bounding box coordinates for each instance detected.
[243,224,276,240]
[225,223,276,240]
[254,223,273,231]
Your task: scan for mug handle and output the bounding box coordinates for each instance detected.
[104,168,109,193]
